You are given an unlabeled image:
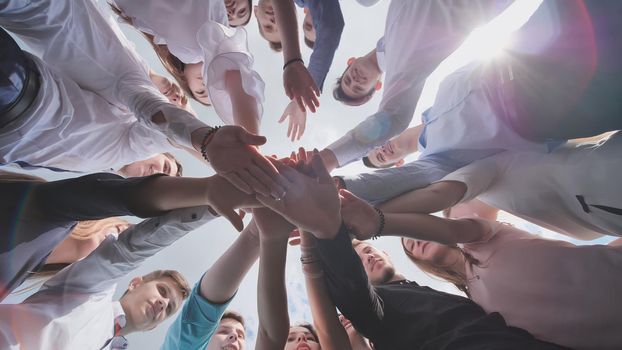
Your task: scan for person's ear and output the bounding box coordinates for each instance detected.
[128,276,143,292]
[395,159,405,167]
[375,81,383,91]
[347,57,355,66]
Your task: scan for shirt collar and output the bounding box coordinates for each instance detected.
[110,302,128,350]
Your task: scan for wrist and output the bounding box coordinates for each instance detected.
[283,58,304,70]
[199,126,221,162]
[320,149,338,171]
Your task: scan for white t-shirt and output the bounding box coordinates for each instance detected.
[0,54,175,173]
[441,132,622,239]
[112,0,265,124]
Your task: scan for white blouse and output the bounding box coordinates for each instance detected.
[112,0,265,124]
[0,0,207,150]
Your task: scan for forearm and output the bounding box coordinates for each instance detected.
[256,236,290,349]
[379,181,466,214]
[306,0,344,90]
[382,213,484,245]
[302,234,351,350]
[273,0,302,62]
[316,225,384,335]
[200,223,259,303]
[225,70,260,133]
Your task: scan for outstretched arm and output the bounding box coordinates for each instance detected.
[161,221,260,350]
[300,231,352,350]
[379,181,467,214]
[225,70,260,134]
[255,208,293,350]
[341,190,490,245]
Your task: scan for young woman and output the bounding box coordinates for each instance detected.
[340,189,622,350]
[110,0,263,132]
[0,170,258,301]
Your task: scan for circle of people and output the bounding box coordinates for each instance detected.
[1,0,621,349]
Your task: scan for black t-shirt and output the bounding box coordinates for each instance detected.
[317,225,568,350]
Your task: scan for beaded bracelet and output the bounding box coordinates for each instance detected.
[283,57,304,70]
[371,207,385,240]
[199,126,221,163]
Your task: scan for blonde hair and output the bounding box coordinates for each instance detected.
[130,269,191,300]
[401,238,480,297]
[70,217,129,240]
[0,170,46,183]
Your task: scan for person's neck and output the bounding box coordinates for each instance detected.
[365,49,381,75]
[448,251,467,277]
[117,299,136,336]
[387,271,407,283]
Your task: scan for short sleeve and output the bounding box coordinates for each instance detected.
[197,22,265,124]
[437,155,501,204]
[161,280,233,350]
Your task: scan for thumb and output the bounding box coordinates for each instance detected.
[220,208,245,232]
[237,128,267,146]
[339,189,357,202]
[278,110,288,123]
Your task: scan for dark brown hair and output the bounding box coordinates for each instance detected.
[222,310,246,328]
[333,65,376,106]
[293,322,320,343]
[162,152,183,177]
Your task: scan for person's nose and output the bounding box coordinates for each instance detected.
[155,298,168,317]
[227,6,234,17]
[297,333,307,342]
[227,331,238,342]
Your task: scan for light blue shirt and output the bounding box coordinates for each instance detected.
[161,278,233,350]
[294,0,344,90]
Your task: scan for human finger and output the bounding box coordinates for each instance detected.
[278,109,289,123]
[297,119,306,140]
[295,95,306,113]
[224,172,253,194]
[288,238,301,246]
[311,151,331,183]
[248,163,287,198]
[219,207,245,232]
[238,170,271,197]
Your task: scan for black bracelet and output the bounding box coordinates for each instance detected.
[199,126,221,163]
[371,207,385,240]
[283,57,304,70]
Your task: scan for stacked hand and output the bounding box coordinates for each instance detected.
[283,61,320,113]
[204,175,262,232]
[255,149,341,239]
[204,126,288,199]
[339,189,380,241]
[253,208,295,241]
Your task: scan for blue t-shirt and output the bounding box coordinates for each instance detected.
[160,278,233,350]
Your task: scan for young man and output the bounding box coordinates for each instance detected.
[321,0,622,172]
[256,153,566,349]
[0,205,218,350]
[319,0,513,169]
[161,220,260,350]
[362,125,423,169]
[0,0,285,196]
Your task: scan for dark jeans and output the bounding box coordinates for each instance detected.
[490,0,622,141]
[0,27,38,127]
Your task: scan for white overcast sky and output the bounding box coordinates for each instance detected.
[2,0,614,349]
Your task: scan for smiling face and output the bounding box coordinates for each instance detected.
[182,62,212,105]
[339,57,381,100]
[366,139,407,168]
[225,0,251,27]
[118,154,179,178]
[402,238,457,267]
[255,0,282,45]
[120,276,184,332]
[354,242,395,285]
[284,326,320,350]
[206,318,246,350]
